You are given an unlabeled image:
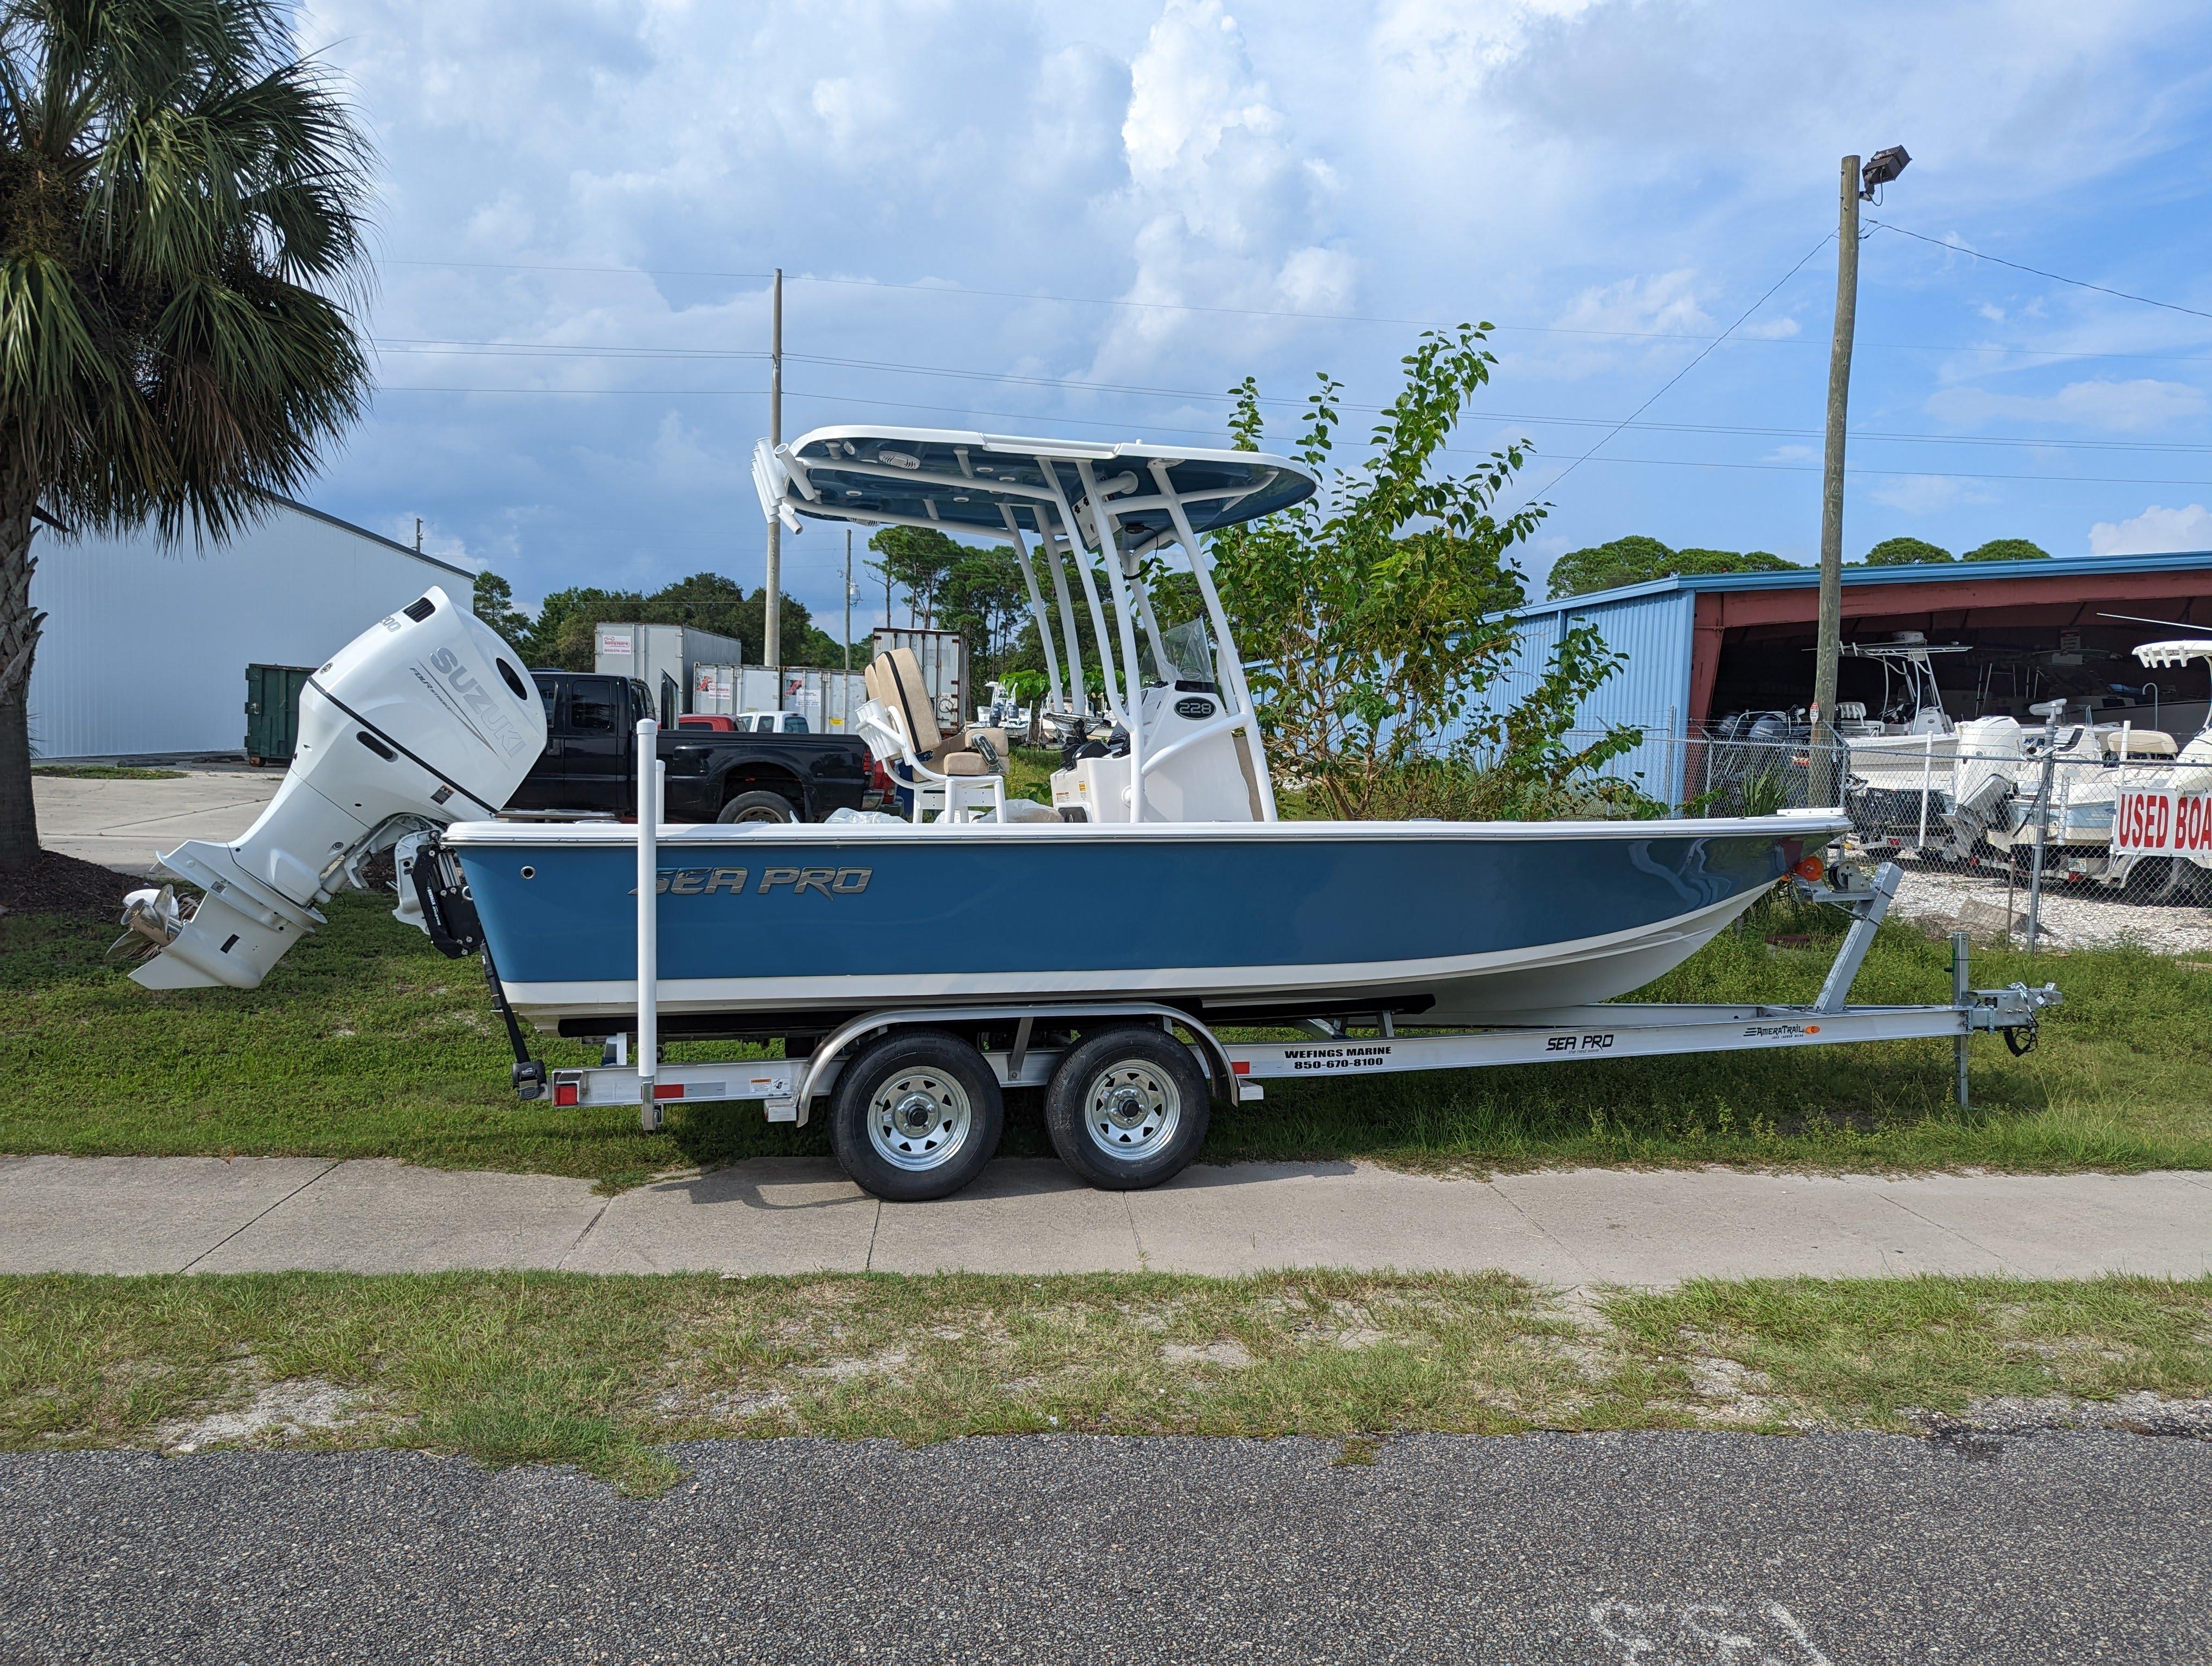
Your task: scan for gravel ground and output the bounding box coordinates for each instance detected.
[1889,864,2212,954]
[3,1431,2208,1665]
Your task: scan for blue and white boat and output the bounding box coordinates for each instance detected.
[120,424,1843,1026]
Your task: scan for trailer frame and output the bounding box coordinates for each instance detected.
[525,757,2062,1136]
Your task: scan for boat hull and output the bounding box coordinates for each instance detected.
[444,815,1846,1030]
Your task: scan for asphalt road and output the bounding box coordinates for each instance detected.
[3,1431,2207,1665]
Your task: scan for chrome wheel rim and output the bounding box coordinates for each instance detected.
[1083,1062,1181,1162]
[867,1069,974,1172]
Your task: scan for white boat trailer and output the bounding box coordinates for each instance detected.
[532,741,2061,1131]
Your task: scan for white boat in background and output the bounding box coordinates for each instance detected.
[1839,633,1971,796]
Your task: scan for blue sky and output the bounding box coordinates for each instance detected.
[296,0,2212,631]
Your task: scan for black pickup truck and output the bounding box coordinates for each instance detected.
[506,670,871,823]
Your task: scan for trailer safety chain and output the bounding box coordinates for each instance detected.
[2004,1017,2039,1058]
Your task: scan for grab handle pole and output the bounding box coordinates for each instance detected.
[636,717,661,1131]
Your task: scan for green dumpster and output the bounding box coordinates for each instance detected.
[243,663,314,765]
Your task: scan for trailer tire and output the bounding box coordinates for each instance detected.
[718,790,797,824]
[829,1029,1003,1202]
[1045,1025,1211,1191]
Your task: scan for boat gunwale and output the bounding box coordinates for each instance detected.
[442,810,1851,848]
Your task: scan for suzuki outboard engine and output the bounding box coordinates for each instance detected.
[118,587,546,989]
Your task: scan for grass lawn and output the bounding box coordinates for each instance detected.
[5,878,2207,1186]
[3,1270,2205,1492]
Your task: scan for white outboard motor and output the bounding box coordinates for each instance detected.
[119,587,546,989]
[1946,714,2024,856]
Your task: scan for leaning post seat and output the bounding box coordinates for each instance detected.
[860,646,1006,820]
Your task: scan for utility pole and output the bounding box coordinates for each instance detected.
[1812,146,1908,806]
[765,267,783,701]
[843,527,852,676]
[413,516,423,554]
[1811,156,1859,808]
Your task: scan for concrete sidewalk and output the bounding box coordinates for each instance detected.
[3,1155,2208,1285]
[34,769,280,875]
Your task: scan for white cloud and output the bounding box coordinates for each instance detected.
[2089,503,2212,554]
[271,0,2212,631]
[1925,377,2209,433]
[1089,1,1353,376]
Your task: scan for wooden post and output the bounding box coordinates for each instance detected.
[1812,156,1859,808]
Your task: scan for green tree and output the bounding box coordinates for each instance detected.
[939,543,1028,675]
[1860,536,1953,566]
[1962,537,2051,562]
[1547,536,1799,598]
[1210,326,1639,819]
[471,569,529,647]
[0,0,372,869]
[867,526,962,627]
[520,576,847,671]
[522,586,644,670]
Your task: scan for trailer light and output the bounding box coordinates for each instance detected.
[1231,1059,1250,1074]
[1795,856,1827,882]
[554,1082,579,1107]
[653,1082,685,1100]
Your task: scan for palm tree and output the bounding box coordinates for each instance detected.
[0,0,372,872]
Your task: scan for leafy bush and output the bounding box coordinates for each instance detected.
[1209,327,1642,821]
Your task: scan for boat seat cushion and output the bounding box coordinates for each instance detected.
[878,646,952,758]
[941,752,990,777]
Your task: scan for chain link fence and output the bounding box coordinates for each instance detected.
[1571,726,2212,955]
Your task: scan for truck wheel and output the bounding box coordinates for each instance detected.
[718,790,796,824]
[829,1029,1003,1202]
[1045,1025,1211,1191]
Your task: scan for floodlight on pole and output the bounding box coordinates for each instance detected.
[1860,147,1911,198]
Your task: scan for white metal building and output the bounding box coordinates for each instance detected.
[27,497,471,760]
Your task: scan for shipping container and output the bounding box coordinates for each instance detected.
[689,663,867,731]
[594,623,747,724]
[242,663,316,765]
[870,627,967,729]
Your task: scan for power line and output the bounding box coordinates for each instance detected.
[1525,233,1837,502]
[378,259,2212,364]
[368,379,2212,456]
[1869,218,2212,324]
[369,382,2212,487]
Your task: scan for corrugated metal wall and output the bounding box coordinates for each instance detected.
[1450,587,1696,800]
[27,504,471,759]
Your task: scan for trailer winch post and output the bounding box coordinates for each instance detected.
[1951,931,1972,1109]
[1813,861,1901,1014]
[636,717,663,1132]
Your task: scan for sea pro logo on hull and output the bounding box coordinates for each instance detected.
[629,866,873,896]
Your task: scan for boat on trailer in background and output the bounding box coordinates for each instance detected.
[117,423,2060,1202]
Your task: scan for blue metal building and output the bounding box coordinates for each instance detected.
[1464,549,2212,802]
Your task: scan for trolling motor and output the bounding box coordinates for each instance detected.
[113,587,546,990]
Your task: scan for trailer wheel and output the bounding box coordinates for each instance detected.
[718,790,796,824]
[1045,1026,1211,1191]
[829,1029,1003,1202]
[2144,856,2212,906]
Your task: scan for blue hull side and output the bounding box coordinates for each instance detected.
[451,823,1817,1018]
